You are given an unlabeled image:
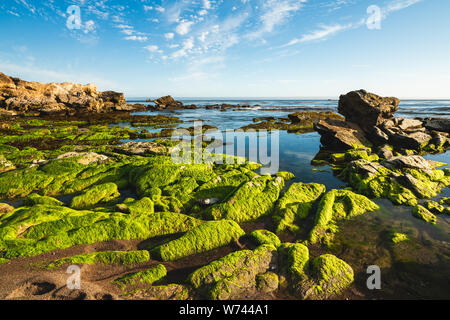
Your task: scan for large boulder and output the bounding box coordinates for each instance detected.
[313,118,371,150]
[0,72,128,115]
[338,90,399,129]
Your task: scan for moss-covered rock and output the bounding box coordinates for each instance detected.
[205,175,286,223]
[273,182,326,234]
[151,220,245,261]
[188,245,277,299]
[413,205,437,224]
[248,230,281,248]
[308,189,379,245]
[309,254,354,299]
[47,250,150,268]
[23,193,63,206]
[390,232,409,244]
[70,182,120,209]
[0,203,14,215]
[256,272,279,293]
[0,207,202,259]
[424,200,450,215]
[124,284,189,300]
[113,264,167,289]
[279,243,310,281]
[116,197,154,215]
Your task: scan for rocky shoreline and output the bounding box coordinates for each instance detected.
[0,75,448,300]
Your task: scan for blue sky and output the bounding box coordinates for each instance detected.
[0,0,449,98]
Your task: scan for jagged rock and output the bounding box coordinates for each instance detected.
[367,126,390,145]
[422,118,450,133]
[386,129,432,150]
[396,118,423,130]
[0,72,127,115]
[313,118,371,150]
[377,144,394,160]
[338,90,399,129]
[114,141,172,156]
[56,152,109,165]
[382,155,433,171]
[347,159,388,178]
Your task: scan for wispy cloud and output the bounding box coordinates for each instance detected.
[283,22,356,46]
[247,0,308,39]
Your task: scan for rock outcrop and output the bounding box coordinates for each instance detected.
[315,89,449,152]
[151,95,197,111]
[0,72,130,115]
[338,89,399,129]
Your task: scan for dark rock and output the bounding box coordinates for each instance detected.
[338,90,399,129]
[422,118,450,133]
[386,129,432,150]
[313,118,371,150]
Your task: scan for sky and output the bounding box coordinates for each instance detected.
[0,0,449,98]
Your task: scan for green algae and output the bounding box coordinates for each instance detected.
[308,189,379,245]
[279,243,310,281]
[248,230,281,248]
[256,272,279,293]
[413,205,437,224]
[390,232,409,244]
[201,245,277,300]
[23,193,63,206]
[205,175,286,223]
[273,182,326,234]
[0,207,203,259]
[310,254,354,299]
[116,197,154,215]
[113,264,167,289]
[70,182,120,209]
[47,250,150,268]
[151,220,245,261]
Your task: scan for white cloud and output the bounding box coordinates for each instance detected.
[125,35,148,42]
[171,37,195,58]
[284,23,354,46]
[145,45,159,52]
[83,20,96,34]
[176,20,194,35]
[155,6,165,13]
[248,0,307,39]
[164,33,175,40]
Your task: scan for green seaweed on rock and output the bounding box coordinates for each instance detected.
[150,220,245,261]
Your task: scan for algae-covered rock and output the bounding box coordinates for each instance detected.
[0,203,14,215]
[113,264,167,289]
[151,220,245,261]
[390,232,409,244]
[125,284,189,300]
[199,245,277,300]
[248,230,281,248]
[256,272,279,293]
[273,182,326,234]
[0,208,202,259]
[279,244,354,299]
[308,189,379,245]
[188,245,277,299]
[47,250,150,268]
[309,254,354,299]
[116,197,154,215]
[70,182,120,209]
[279,243,310,281]
[424,200,450,215]
[23,193,63,206]
[205,175,285,223]
[413,205,437,224]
